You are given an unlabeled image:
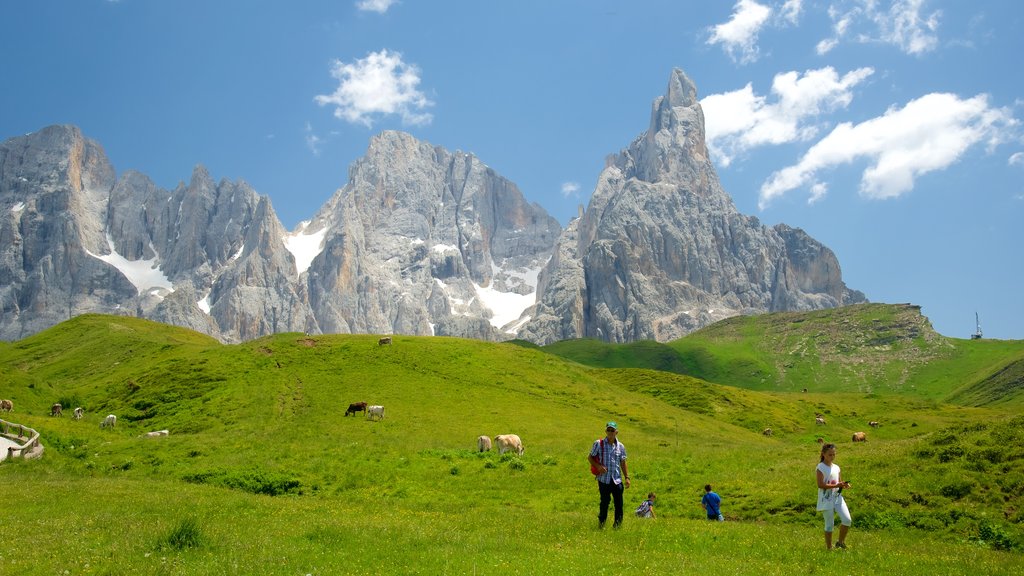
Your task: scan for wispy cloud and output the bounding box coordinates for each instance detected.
[779,0,804,25]
[561,182,580,198]
[1009,152,1024,167]
[356,0,398,14]
[707,0,772,64]
[315,50,433,128]
[759,92,1017,208]
[702,66,874,167]
[305,122,322,157]
[818,0,941,56]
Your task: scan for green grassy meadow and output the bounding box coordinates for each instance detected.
[2,310,1023,575]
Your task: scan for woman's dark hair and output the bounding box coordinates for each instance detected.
[820,443,837,462]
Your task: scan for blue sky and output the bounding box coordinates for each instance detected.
[3,0,1022,340]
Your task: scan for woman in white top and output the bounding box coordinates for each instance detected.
[816,442,852,550]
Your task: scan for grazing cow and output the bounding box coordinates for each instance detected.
[869,421,880,428]
[802,388,808,393]
[51,403,63,417]
[378,336,392,346]
[815,416,826,426]
[73,407,84,420]
[852,431,867,442]
[142,429,169,438]
[366,405,385,421]
[762,428,773,437]
[477,435,492,452]
[100,414,117,429]
[0,399,12,412]
[345,402,368,417]
[816,437,825,444]
[494,434,524,456]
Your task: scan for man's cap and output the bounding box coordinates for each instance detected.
[606,421,618,430]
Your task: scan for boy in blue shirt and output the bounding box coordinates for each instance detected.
[701,484,723,521]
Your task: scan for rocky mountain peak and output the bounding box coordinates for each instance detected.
[517,68,865,344]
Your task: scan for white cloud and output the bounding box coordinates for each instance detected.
[702,66,874,166]
[779,0,803,25]
[561,181,580,197]
[759,92,1017,208]
[315,49,433,127]
[356,0,397,13]
[707,0,772,64]
[304,122,322,156]
[877,0,942,55]
[818,0,941,56]
[1009,152,1024,166]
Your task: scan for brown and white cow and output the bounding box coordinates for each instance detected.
[762,427,773,437]
[0,399,12,412]
[378,337,392,346]
[51,403,63,417]
[73,407,84,420]
[345,402,368,417]
[869,421,880,428]
[494,434,524,456]
[477,435,492,452]
[852,431,867,442]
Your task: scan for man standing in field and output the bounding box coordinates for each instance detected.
[589,421,630,528]
[701,484,724,521]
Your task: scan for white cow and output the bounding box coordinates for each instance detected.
[100,414,117,429]
[142,429,169,438]
[477,435,492,452]
[366,405,385,421]
[494,434,524,456]
[73,407,84,420]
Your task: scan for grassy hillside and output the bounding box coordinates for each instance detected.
[543,303,1024,406]
[1,313,1022,575]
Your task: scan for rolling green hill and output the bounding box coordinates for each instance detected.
[1,312,1022,575]
[543,303,1024,405]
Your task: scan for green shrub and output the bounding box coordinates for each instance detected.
[159,517,204,550]
[183,469,302,496]
[858,510,907,530]
[976,520,1019,551]
[940,480,974,500]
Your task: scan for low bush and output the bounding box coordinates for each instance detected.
[158,517,204,550]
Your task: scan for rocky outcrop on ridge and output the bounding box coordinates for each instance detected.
[517,69,865,344]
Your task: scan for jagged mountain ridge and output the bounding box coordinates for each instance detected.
[0,127,558,342]
[0,68,864,344]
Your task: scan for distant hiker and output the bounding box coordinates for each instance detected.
[701,484,723,521]
[816,443,852,550]
[635,492,656,518]
[588,421,629,528]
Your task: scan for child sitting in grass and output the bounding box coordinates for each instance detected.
[635,492,657,518]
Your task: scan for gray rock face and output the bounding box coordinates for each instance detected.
[517,69,865,344]
[304,131,560,340]
[0,126,559,343]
